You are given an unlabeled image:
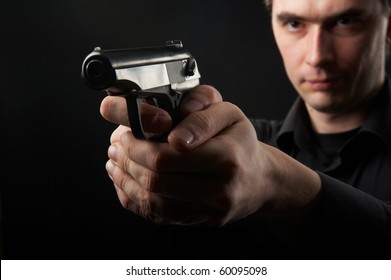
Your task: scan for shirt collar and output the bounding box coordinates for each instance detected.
[359,78,391,150]
[276,78,391,153]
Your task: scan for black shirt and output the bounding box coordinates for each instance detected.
[250,80,391,259]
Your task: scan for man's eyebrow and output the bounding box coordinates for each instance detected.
[276,12,304,23]
[275,8,368,23]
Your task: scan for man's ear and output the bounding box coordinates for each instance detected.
[387,14,391,45]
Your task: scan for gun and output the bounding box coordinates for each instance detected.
[81,40,201,141]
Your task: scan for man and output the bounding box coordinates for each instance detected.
[100,0,391,258]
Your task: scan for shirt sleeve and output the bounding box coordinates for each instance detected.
[303,172,391,257]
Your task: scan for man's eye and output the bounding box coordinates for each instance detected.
[332,17,363,36]
[337,18,354,26]
[287,21,303,31]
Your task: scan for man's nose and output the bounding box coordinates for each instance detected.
[305,26,334,67]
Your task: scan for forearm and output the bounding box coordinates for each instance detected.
[253,143,391,255]
[256,143,322,218]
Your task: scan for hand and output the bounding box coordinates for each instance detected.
[99,85,223,137]
[101,85,321,226]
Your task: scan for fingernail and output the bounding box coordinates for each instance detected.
[172,128,194,145]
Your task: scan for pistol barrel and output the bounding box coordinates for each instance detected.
[81,41,201,140]
[81,42,195,91]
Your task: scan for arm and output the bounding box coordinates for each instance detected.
[101,85,391,255]
[101,85,321,226]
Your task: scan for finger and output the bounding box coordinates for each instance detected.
[168,101,247,150]
[113,105,256,172]
[108,143,229,205]
[106,159,154,214]
[106,159,222,225]
[137,102,172,134]
[113,183,134,209]
[131,168,232,212]
[117,129,227,172]
[100,96,129,126]
[180,85,223,116]
[101,95,174,135]
[110,125,131,144]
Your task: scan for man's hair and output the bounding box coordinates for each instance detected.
[263,0,391,13]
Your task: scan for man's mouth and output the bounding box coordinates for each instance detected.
[306,77,342,91]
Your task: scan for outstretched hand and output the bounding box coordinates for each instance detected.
[100,85,321,226]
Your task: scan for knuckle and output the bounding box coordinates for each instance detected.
[198,85,222,102]
[215,194,236,224]
[110,126,123,144]
[190,110,216,133]
[119,196,131,210]
[121,153,163,193]
[141,169,162,193]
[147,148,168,172]
[117,173,132,193]
[138,194,164,224]
[223,101,245,117]
[138,192,153,216]
[122,155,133,173]
[217,147,242,175]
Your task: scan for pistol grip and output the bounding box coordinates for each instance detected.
[124,90,183,141]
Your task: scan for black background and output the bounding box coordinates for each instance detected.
[1,0,297,259]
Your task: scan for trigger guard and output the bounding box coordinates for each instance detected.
[124,94,146,140]
[124,91,183,141]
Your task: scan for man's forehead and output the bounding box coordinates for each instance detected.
[272,0,381,18]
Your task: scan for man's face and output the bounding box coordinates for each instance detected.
[272,0,390,115]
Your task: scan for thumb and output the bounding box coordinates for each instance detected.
[168,101,246,150]
[180,85,223,115]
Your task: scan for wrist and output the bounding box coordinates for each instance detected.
[257,143,322,218]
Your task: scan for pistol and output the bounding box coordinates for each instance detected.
[81,40,201,140]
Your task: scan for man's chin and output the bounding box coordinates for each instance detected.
[303,93,342,113]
